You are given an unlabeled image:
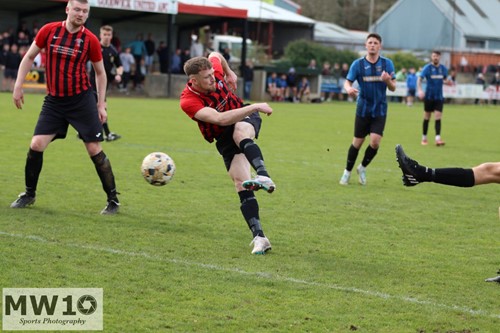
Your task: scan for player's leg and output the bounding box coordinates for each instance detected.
[471,163,500,185]
[228,154,271,255]
[11,134,55,208]
[434,103,445,146]
[422,101,432,145]
[233,115,275,193]
[396,144,475,187]
[340,115,367,185]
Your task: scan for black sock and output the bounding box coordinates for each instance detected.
[238,191,264,238]
[103,122,110,136]
[346,144,359,171]
[435,120,441,136]
[91,151,118,201]
[423,119,429,136]
[239,138,269,177]
[25,148,43,196]
[361,145,378,167]
[433,168,475,187]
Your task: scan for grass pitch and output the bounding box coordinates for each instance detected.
[1,92,500,332]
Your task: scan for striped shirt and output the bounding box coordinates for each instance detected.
[35,21,102,97]
[419,63,448,101]
[347,56,395,117]
[180,57,244,143]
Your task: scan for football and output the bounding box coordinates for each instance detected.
[141,152,176,186]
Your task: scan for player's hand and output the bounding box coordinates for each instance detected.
[381,70,392,83]
[418,90,425,100]
[347,87,358,99]
[254,103,272,116]
[115,74,122,83]
[13,88,24,109]
[225,70,238,91]
[97,103,107,123]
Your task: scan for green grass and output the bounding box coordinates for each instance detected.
[1,92,500,332]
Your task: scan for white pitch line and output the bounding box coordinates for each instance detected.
[1,230,499,319]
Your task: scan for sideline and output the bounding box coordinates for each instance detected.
[1,230,499,320]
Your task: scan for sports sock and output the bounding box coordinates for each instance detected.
[103,122,110,136]
[91,151,118,201]
[361,145,378,167]
[25,148,43,196]
[239,138,270,178]
[238,190,264,238]
[423,119,429,136]
[433,168,475,187]
[346,144,359,171]
[435,119,441,136]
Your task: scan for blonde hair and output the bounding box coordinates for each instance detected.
[100,25,113,33]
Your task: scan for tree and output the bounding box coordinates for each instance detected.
[294,0,398,31]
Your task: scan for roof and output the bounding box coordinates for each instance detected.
[314,21,366,44]
[431,0,500,40]
[179,0,315,25]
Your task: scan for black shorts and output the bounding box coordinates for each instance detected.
[354,114,386,138]
[407,89,416,97]
[424,99,444,112]
[215,112,262,171]
[34,89,103,142]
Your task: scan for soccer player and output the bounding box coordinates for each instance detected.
[396,144,500,282]
[89,25,123,142]
[417,50,450,146]
[339,33,396,186]
[180,52,275,255]
[10,0,120,215]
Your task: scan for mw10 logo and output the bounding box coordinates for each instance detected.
[2,288,103,331]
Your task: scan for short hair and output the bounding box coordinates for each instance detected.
[432,50,441,55]
[68,0,89,5]
[184,57,212,76]
[100,25,113,33]
[366,33,382,43]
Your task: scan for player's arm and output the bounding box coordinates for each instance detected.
[382,72,396,92]
[13,41,41,109]
[417,76,424,99]
[194,103,272,126]
[208,52,237,90]
[91,60,108,123]
[344,79,358,99]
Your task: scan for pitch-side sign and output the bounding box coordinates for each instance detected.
[88,0,178,15]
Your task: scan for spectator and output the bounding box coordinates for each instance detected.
[119,47,135,93]
[144,32,155,73]
[406,67,417,106]
[286,67,298,102]
[307,59,317,70]
[171,48,182,74]
[339,62,349,101]
[190,34,203,58]
[222,47,231,63]
[4,44,21,91]
[277,73,288,102]
[474,73,486,105]
[266,72,279,101]
[490,71,499,105]
[127,33,146,72]
[0,43,9,91]
[297,76,311,102]
[156,41,168,74]
[241,59,254,100]
[180,48,191,71]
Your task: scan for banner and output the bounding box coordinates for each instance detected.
[89,0,178,14]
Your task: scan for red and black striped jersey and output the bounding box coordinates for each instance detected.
[35,21,102,97]
[180,57,244,143]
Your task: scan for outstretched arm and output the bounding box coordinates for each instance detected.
[208,52,237,91]
[194,103,272,126]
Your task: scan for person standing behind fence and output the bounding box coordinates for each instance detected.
[406,67,417,106]
[417,50,449,146]
[339,33,396,186]
[242,59,254,100]
[119,47,134,93]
